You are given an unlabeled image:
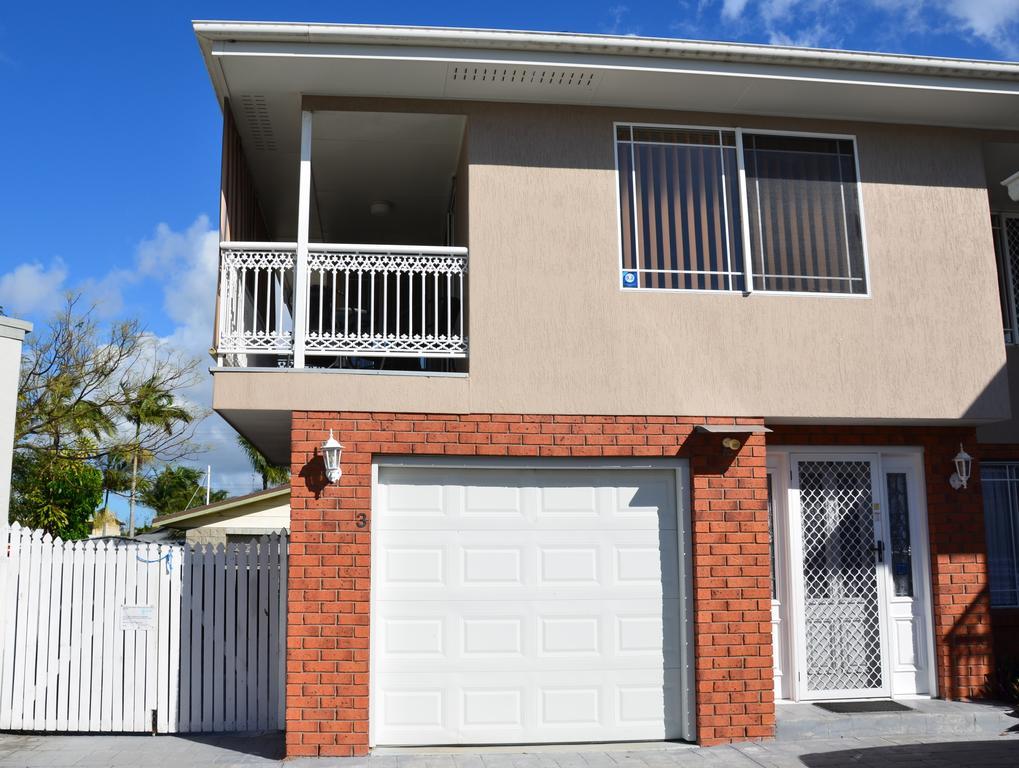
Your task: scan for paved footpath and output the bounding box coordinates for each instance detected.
[0,732,1017,768]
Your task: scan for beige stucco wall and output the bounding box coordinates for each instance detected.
[215,101,1014,430]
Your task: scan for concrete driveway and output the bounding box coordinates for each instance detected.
[0,732,1018,768]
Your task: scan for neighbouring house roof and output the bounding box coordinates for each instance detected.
[151,484,290,528]
[135,528,182,542]
[193,21,1019,132]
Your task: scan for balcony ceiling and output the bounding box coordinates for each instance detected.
[309,111,465,244]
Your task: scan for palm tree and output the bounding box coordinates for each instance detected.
[122,377,193,537]
[237,435,290,490]
[98,451,133,509]
[140,465,228,517]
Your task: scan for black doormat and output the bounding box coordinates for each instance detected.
[814,700,913,714]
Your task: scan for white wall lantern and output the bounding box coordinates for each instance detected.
[949,444,972,490]
[1003,170,1019,203]
[322,430,344,484]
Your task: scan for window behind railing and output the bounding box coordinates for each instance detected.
[993,213,1019,344]
[980,462,1019,607]
[616,124,868,295]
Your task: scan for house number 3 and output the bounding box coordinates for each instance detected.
[355,513,368,528]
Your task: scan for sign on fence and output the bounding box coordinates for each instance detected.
[0,524,287,734]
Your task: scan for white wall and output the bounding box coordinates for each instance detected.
[0,317,31,528]
[188,496,290,531]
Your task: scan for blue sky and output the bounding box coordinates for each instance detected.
[1,1,1017,523]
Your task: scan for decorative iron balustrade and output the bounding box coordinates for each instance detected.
[217,244,297,363]
[305,244,468,358]
[216,242,468,366]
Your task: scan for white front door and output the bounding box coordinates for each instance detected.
[775,451,933,701]
[371,462,694,746]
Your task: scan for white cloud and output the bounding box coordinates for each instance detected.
[604,4,641,35]
[941,0,1019,56]
[769,22,837,48]
[943,0,1019,36]
[0,258,68,317]
[759,0,801,22]
[709,0,1019,55]
[136,216,220,355]
[722,0,752,19]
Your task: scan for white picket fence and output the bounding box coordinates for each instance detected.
[0,523,287,734]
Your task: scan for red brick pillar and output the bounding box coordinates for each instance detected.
[286,412,372,758]
[688,429,774,745]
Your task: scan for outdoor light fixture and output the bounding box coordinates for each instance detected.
[1003,171,1019,203]
[721,437,742,452]
[322,430,344,484]
[949,444,973,490]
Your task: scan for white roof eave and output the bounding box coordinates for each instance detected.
[191,21,1019,134]
[192,20,1019,82]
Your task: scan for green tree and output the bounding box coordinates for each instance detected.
[15,297,207,538]
[97,451,134,510]
[122,377,195,537]
[9,452,103,540]
[139,465,228,518]
[237,435,290,490]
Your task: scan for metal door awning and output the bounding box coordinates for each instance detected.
[694,424,772,434]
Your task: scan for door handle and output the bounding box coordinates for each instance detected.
[871,540,885,563]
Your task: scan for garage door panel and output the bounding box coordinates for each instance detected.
[376,468,675,532]
[374,670,683,744]
[375,598,682,673]
[376,530,680,600]
[373,466,689,746]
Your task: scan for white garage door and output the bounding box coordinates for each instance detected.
[372,462,693,746]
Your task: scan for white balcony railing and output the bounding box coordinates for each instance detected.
[216,242,468,367]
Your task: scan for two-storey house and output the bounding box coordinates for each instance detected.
[193,21,1019,758]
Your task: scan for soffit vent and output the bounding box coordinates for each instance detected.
[450,65,597,88]
[239,94,277,151]
[445,64,601,102]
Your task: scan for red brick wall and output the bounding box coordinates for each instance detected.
[287,412,772,757]
[769,425,994,701]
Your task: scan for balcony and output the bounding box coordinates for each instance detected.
[215,242,468,370]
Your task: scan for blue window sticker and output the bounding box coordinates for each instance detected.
[622,270,638,288]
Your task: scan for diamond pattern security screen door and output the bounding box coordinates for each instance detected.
[795,459,889,698]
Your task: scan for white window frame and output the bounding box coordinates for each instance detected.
[613,121,872,299]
